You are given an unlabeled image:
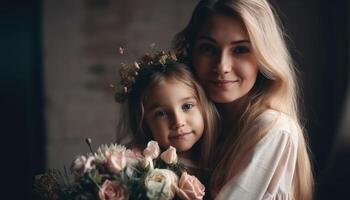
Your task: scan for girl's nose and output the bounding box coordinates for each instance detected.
[172,122,185,129]
[171,112,185,129]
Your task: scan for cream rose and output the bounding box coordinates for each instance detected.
[98,180,128,200]
[143,141,160,159]
[160,146,178,165]
[106,150,126,174]
[176,172,205,200]
[145,169,179,200]
[141,156,154,170]
[70,155,95,177]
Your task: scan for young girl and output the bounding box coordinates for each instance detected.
[115,51,218,177]
[173,0,314,199]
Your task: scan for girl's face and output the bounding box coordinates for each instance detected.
[192,14,258,104]
[144,79,204,152]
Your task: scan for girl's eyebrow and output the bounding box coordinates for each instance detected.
[197,35,250,45]
[146,96,196,111]
[180,96,197,102]
[146,104,162,111]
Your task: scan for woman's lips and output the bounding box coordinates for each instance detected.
[209,80,239,88]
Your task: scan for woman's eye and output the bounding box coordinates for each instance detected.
[198,43,217,55]
[155,110,167,118]
[233,46,250,54]
[182,103,194,111]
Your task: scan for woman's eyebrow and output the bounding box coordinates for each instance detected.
[231,39,250,44]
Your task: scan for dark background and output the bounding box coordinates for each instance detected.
[1,0,348,199]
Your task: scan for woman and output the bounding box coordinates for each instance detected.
[173,0,314,199]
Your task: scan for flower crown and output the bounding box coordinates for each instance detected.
[112,49,179,103]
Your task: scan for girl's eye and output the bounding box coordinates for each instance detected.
[182,103,194,111]
[233,45,250,54]
[198,43,217,55]
[154,110,167,118]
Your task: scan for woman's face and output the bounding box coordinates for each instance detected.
[192,14,258,104]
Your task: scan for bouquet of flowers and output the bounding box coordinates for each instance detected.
[34,139,205,200]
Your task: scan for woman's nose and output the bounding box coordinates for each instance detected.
[213,51,233,74]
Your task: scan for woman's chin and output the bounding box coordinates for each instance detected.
[209,94,238,104]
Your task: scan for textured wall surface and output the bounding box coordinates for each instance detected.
[44,0,198,169]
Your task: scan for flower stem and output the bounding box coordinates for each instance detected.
[85,138,94,154]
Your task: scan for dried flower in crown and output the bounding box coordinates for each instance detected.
[112,49,178,103]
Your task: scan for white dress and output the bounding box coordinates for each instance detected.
[216,110,299,200]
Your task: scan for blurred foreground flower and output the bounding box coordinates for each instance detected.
[34,140,205,200]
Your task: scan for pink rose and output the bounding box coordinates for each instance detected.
[176,172,205,200]
[160,146,178,164]
[143,141,160,159]
[106,150,126,174]
[99,180,128,200]
[126,149,143,158]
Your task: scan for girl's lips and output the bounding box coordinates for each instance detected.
[169,132,192,140]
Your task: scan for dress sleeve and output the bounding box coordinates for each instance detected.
[216,116,298,200]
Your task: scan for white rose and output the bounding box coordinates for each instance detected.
[125,165,135,178]
[160,146,178,164]
[141,156,154,170]
[143,141,160,159]
[145,169,179,200]
[71,155,86,176]
[94,144,126,162]
[84,156,95,170]
[70,155,95,177]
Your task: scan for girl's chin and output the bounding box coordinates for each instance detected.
[171,144,193,153]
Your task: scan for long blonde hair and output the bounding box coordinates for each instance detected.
[117,61,218,168]
[173,0,313,199]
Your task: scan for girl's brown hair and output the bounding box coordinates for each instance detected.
[117,61,218,168]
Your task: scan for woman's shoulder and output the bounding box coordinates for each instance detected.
[255,109,297,130]
[252,109,299,144]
